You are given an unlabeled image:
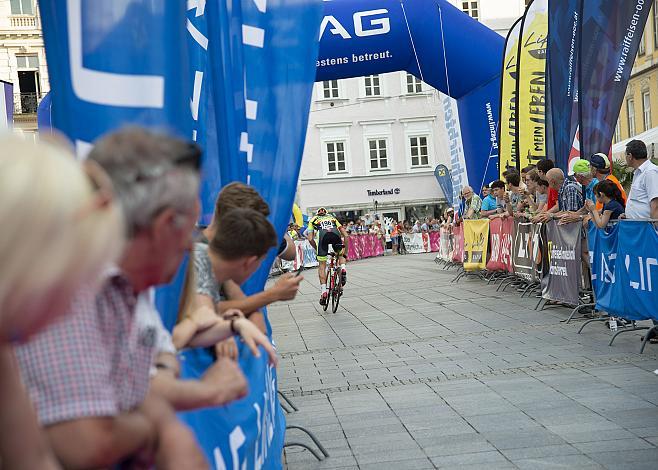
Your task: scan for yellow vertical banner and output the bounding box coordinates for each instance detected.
[463,219,490,271]
[516,0,548,169]
[499,18,523,178]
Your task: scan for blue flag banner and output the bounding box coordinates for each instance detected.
[38,1,192,153]
[1,79,13,129]
[434,164,453,207]
[37,91,52,132]
[578,0,654,159]
[588,222,658,321]
[315,0,503,216]
[548,0,581,170]
[240,0,324,298]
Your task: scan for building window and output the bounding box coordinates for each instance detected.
[461,1,479,21]
[639,31,646,55]
[10,0,34,15]
[322,80,339,99]
[364,75,381,97]
[642,91,652,132]
[409,136,429,167]
[16,54,40,114]
[368,139,388,170]
[614,121,622,143]
[406,73,423,94]
[326,141,346,173]
[627,98,636,137]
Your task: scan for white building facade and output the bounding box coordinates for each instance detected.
[298,1,528,222]
[0,0,48,133]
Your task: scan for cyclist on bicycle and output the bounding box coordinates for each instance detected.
[307,207,349,306]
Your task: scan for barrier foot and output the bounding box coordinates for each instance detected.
[577,316,608,334]
[564,303,596,324]
[609,325,650,347]
[639,326,658,354]
[286,425,330,459]
[278,390,299,412]
[283,442,325,461]
[520,282,539,298]
[451,268,465,283]
[535,298,546,311]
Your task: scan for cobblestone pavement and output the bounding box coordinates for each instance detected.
[270,253,658,470]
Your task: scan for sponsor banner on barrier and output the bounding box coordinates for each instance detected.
[348,234,385,260]
[516,0,548,168]
[498,19,522,175]
[487,217,514,272]
[401,233,437,254]
[513,221,535,281]
[464,219,490,271]
[588,223,618,312]
[439,227,453,262]
[179,347,280,470]
[541,220,582,306]
[589,222,658,321]
[533,222,550,283]
[452,224,465,263]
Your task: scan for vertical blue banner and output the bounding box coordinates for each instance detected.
[1,80,13,129]
[548,0,581,170]
[241,0,325,297]
[579,0,654,158]
[38,1,191,151]
[434,164,454,207]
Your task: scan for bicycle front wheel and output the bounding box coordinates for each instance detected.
[331,269,342,313]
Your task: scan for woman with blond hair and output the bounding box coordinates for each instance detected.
[0,135,124,468]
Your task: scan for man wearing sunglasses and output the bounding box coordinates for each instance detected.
[16,128,208,469]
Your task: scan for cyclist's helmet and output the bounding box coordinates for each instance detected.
[316,207,327,216]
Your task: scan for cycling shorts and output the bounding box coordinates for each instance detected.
[317,230,344,261]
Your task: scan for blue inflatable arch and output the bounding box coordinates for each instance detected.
[316,0,504,198]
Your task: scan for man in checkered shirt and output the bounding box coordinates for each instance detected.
[16,128,208,469]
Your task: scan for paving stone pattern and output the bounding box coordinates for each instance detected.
[270,253,658,469]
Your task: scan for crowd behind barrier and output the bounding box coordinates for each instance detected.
[438,216,658,327]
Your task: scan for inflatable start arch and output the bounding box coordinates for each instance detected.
[316,0,504,202]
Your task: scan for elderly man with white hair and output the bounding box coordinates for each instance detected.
[459,185,482,220]
[16,128,210,469]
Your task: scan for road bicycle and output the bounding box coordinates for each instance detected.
[322,250,343,313]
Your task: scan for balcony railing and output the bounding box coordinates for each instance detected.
[10,15,38,29]
[14,92,42,114]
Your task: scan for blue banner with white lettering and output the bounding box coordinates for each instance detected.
[240,0,324,299]
[588,222,658,321]
[578,0,654,159]
[548,0,580,170]
[38,1,192,154]
[587,222,618,312]
[180,347,282,470]
[315,0,503,211]
[433,164,453,206]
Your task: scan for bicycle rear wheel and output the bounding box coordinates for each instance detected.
[331,269,342,313]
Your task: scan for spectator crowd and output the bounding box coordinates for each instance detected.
[0,126,656,468]
[0,128,303,469]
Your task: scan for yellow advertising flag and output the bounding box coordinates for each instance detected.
[463,219,490,271]
[499,18,523,178]
[516,0,548,169]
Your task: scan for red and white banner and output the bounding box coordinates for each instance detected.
[452,224,464,264]
[486,217,514,272]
